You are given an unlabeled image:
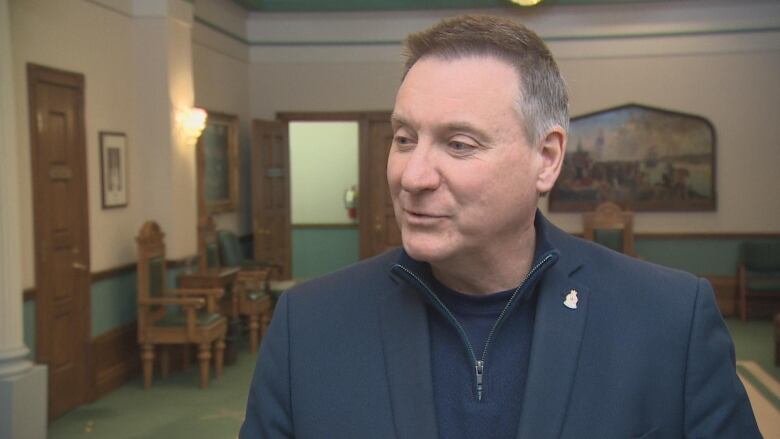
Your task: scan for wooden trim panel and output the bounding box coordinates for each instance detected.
[292,223,359,229]
[636,232,780,240]
[91,263,136,282]
[93,321,139,398]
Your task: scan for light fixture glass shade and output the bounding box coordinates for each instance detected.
[510,0,543,6]
[178,107,208,146]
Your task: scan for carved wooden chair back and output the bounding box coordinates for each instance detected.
[582,202,636,256]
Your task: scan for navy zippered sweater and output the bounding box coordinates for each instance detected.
[393,222,558,439]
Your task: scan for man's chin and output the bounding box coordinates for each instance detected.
[401,239,451,264]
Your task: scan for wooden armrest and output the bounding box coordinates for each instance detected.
[168,288,225,299]
[236,269,270,283]
[138,297,204,308]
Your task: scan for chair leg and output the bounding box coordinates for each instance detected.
[249,315,260,353]
[141,344,154,389]
[214,338,225,379]
[160,347,170,379]
[198,343,211,389]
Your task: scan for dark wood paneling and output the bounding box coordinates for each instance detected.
[93,321,139,399]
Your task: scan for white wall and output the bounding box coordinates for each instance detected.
[11,0,142,285]
[289,122,359,224]
[248,1,780,234]
[192,0,251,234]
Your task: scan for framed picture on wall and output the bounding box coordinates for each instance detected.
[197,111,239,215]
[549,103,716,212]
[99,131,128,209]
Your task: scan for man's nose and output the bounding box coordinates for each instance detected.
[400,142,441,193]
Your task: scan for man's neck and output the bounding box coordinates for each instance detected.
[430,224,537,296]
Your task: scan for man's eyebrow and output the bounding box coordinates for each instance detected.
[438,122,493,142]
[390,114,410,128]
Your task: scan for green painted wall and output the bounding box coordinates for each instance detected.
[23,300,35,360]
[292,227,359,280]
[637,239,746,276]
[91,272,138,337]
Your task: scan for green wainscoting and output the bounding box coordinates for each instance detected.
[91,271,138,337]
[23,300,35,359]
[19,234,778,361]
[637,238,747,276]
[21,263,195,359]
[292,226,359,280]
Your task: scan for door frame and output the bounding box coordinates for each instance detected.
[276,111,391,260]
[27,63,94,414]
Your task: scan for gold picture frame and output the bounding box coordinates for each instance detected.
[197,111,239,215]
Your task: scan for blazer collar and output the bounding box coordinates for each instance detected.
[378,278,439,439]
[516,214,590,439]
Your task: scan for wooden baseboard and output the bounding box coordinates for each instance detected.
[704,275,737,317]
[93,321,139,398]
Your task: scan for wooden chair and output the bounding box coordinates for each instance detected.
[201,217,273,352]
[136,221,227,388]
[218,229,295,301]
[737,241,780,321]
[582,202,636,257]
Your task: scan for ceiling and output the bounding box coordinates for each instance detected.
[232,0,673,13]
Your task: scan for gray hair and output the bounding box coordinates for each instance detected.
[402,15,569,145]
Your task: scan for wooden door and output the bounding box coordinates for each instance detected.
[251,120,292,279]
[359,115,401,259]
[27,64,92,420]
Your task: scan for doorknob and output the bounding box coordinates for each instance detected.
[73,262,88,271]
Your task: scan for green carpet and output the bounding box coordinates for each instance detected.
[48,317,778,438]
[48,346,258,439]
[725,317,779,382]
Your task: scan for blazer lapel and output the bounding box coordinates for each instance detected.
[379,282,439,439]
[517,257,589,439]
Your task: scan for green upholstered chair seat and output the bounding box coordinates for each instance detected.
[155,310,222,327]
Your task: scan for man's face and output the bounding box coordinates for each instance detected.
[388,55,550,265]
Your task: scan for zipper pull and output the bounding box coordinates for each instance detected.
[475,360,484,401]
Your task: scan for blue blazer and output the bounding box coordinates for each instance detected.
[240,218,759,438]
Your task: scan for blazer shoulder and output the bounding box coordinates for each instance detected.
[563,233,703,306]
[282,247,403,306]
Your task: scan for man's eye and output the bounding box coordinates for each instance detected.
[449,141,476,153]
[394,136,414,148]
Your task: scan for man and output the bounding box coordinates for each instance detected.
[241,15,760,438]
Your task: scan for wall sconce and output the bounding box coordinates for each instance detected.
[509,0,543,5]
[177,107,208,146]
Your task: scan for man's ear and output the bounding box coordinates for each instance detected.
[536,126,567,194]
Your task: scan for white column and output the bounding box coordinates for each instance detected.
[133,0,198,259]
[0,0,48,437]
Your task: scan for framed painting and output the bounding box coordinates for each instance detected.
[99,131,128,208]
[197,111,239,215]
[549,103,716,212]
